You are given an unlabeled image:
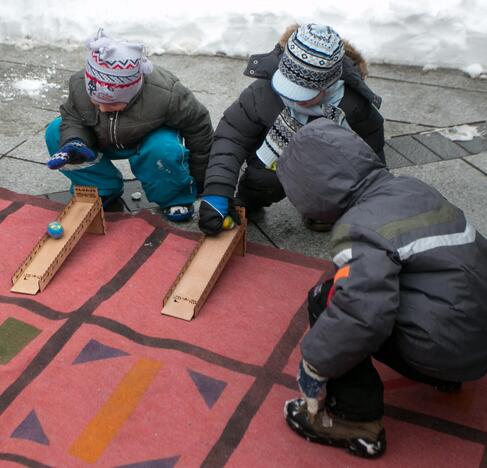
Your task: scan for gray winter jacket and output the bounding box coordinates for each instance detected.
[277,118,487,382]
[60,67,214,186]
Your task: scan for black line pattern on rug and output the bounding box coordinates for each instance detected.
[0,452,52,468]
[0,226,166,415]
[0,194,486,467]
[0,296,68,320]
[201,302,308,467]
[0,200,23,223]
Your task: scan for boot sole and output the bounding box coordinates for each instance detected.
[285,411,386,459]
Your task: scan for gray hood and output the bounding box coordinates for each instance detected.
[277,118,386,222]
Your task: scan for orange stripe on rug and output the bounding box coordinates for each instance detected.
[68,358,162,463]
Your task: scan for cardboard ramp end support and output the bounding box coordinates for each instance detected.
[161,209,247,321]
[11,186,106,295]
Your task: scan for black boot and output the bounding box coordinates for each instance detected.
[284,398,386,458]
[304,217,334,232]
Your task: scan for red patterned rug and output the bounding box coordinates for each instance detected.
[0,188,485,467]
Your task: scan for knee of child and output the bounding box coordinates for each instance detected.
[142,128,186,159]
[45,117,62,154]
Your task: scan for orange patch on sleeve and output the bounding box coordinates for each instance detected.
[333,265,350,284]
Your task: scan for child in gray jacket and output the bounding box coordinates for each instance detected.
[277,118,487,458]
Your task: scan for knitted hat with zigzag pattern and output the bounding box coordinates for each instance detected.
[272,24,345,102]
[84,29,153,104]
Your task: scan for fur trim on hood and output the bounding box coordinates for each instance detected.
[278,24,368,79]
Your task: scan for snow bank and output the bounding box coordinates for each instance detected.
[0,0,486,74]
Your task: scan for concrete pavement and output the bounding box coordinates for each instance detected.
[0,43,486,259]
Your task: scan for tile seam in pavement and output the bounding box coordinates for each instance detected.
[2,55,485,94]
[462,157,487,177]
[1,140,28,157]
[387,120,487,137]
[384,142,416,166]
[0,58,79,73]
[249,219,280,249]
[1,52,486,91]
[387,134,485,164]
[2,155,47,166]
[385,139,425,165]
[368,74,487,94]
[386,118,437,129]
[410,134,465,160]
[31,106,59,114]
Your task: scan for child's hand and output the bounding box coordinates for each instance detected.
[199,195,240,235]
[47,139,96,170]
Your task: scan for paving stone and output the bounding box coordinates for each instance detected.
[8,132,49,164]
[121,180,158,212]
[0,136,27,157]
[46,190,131,213]
[367,76,487,127]
[0,60,70,112]
[2,43,487,260]
[0,157,69,195]
[413,132,469,160]
[250,198,333,260]
[369,63,487,93]
[384,143,413,169]
[0,102,56,155]
[45,190,72,205]
[156,198,273,246]
[384,121,432,139]
[0,44,85,72]
[463,152,487,174]
[387,135,441,165]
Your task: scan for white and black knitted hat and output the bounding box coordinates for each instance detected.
[272,24,345,102]
[84,29,153,104]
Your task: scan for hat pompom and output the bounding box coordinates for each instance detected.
[140,56,153,75]
[85,28,109,50]
[87,37,113,54]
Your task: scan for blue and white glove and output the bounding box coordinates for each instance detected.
[297,358,328,419]
[198,195,240,235]
[47,139,96,170]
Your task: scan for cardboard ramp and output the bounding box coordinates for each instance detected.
[162,210,246,321]
[11,186,105,295]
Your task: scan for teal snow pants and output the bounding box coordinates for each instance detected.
[45,117,196,208]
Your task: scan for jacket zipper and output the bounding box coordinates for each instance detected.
[109,112,124,150]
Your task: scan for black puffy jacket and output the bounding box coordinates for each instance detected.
[204,44,384,198]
